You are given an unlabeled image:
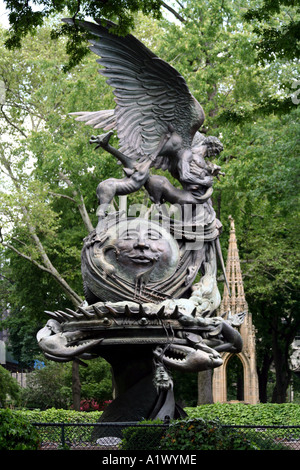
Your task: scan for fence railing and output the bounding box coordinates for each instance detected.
[33,421,168,450]
[222,425,300,451]
[33,422,300,450]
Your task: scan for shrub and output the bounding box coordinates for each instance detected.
[120,420,166,450]
[16,408,104,445]
[160,418,260,450]
[0,366,20,407]
[185,403,300,425]
[0,408,40,450]
[17,407,103,424]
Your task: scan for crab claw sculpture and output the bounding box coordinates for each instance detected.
[37,319,103,361]
[153,341,223,373]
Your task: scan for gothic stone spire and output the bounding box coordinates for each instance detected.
[219,215,247,317]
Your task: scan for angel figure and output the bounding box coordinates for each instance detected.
[64,18,223,226]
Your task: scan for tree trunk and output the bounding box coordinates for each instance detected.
[72,361,81,411]
[58,171,94,233]
[271,318,291,403]
[197,370,213,404]
[2,163,83,308]
[257,351,273,403]
[271,355,291,403]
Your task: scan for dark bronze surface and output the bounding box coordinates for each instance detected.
[37,18,243,421]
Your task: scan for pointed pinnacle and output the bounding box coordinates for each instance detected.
[156,305,165,318]
[138,304,146,317]
[171,305,179,319]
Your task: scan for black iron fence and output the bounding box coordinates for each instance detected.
[222,425,300,451]
[34,421,167,450]
[33,422,300,450]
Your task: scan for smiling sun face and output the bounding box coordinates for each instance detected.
[104,218,180,284]
[116,223,168,266]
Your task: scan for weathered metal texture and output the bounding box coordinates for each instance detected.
[37,18,243,421]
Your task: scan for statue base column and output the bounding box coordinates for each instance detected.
[91,345,186,439]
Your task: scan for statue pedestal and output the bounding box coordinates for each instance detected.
[99,345,186,423]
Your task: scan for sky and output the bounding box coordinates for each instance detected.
[0,1,7,104]
[0,0,9,28]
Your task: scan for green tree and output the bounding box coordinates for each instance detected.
[73,357,113,405]
[216,107,300,402]
[0,365,20,406]
[21,359,72,409]
[0,17,155,405]
[20,356,112,409]
[1,0,182,70]
[244,0,300,62]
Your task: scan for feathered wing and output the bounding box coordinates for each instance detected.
[64,18,205,166]
[69,109,116,130]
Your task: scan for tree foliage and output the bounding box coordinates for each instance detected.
[0,365,20,406]
[215,106,300,402]
[20,356,112,409]
[2,0,163,69]
[243,0,300,62]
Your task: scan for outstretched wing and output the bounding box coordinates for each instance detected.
[64,18,205,164]
[70,109,116,131]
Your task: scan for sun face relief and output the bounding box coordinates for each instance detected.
[105,218,179,284]
[116,223,167,264]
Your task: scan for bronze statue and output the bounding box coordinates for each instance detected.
[37,18,243,423]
